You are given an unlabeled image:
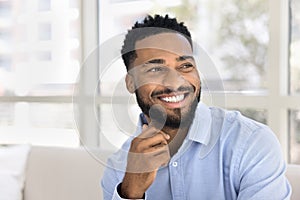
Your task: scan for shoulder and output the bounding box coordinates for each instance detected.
[211,107,283,170]
[192,103,277,159]
[209,107,273,143]
[207,106,281,161]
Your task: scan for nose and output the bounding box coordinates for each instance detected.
[162,69,185,90]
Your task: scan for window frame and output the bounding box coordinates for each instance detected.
[0,0,100,148]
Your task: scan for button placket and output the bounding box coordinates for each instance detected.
[169,159,185,199]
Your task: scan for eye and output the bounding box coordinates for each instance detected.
[178,63,194,72]
[147,66,165,73]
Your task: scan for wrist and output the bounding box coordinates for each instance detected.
[119,182,145,199]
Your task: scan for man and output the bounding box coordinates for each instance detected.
[101,14,291,199]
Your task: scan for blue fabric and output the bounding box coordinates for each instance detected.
[101,102,291,200]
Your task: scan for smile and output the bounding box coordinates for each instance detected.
[159,94,185,103]
[158,94,186,103]
[151,86,195,108]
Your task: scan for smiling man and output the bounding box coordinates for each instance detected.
[101,15,291,200]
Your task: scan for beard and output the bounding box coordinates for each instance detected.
[135,85,201,129]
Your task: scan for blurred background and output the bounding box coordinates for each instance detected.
[0,0,299,165]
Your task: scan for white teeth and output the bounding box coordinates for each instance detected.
[161,94,184,103]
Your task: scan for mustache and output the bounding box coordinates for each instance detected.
[151,86,195,97]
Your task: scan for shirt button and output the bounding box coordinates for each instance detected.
[172,162,178,167]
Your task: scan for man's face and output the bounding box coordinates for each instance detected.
[126,32,201,129]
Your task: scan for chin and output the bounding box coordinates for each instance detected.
[135,87,201,128]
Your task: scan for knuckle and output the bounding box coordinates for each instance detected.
[131,137,141,145]
[130,138,143,152]
[135,145,144,152]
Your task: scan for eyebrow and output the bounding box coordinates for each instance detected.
[176,55,195,62]
[145,59,165,64]
[143,55,195,66]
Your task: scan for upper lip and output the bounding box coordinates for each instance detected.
[151,87,194,97]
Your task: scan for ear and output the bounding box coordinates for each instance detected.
[125,73,135,93]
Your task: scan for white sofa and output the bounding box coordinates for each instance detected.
[24,146,111,200]
[286,164,300,200]
[24,146,299,200]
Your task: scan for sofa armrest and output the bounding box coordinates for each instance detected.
[286,164,300,200]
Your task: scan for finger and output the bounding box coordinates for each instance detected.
[143,141,169,153]
[139,125,159,138]
[127,145,170,173]
[148,146,170,169]
[139,125,170,140]
[130,133,167,153]
[142,124,148,130]
[138,133,169,149]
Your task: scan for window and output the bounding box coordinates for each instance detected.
[289,0,300,164]
[38,23,52,41]
[38,0,51,11]
[1,0,299,165]
[290,0,300,95]
[0,0,81,147]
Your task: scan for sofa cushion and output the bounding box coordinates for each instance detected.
[24,146,112,200]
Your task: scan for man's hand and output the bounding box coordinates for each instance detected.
[120,124,170,199]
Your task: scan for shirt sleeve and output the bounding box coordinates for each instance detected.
[236,126,292,200]
[102,176,146,200]
[101,155,123,200]
[102,181,124,200]
[101,149,147,200]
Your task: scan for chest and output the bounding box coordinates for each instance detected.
[147,142,238,200]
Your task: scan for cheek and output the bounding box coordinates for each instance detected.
[185,73,201,89]
[134,77,163,89]
[136,85,155,98]
[133,73,159,89]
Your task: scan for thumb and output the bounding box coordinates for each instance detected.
[142,124,148,130]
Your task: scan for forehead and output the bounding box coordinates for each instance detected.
[133,33,193,66]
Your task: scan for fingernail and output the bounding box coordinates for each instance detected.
[166,134,170,140]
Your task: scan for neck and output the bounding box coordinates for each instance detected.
[162,125,190,157]
[161,126,188,140]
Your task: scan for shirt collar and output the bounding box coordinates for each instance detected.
[186,102,212,145]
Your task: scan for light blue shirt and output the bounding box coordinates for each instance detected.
[101,102,291,200]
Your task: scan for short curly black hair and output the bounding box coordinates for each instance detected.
[121,14,193,70]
